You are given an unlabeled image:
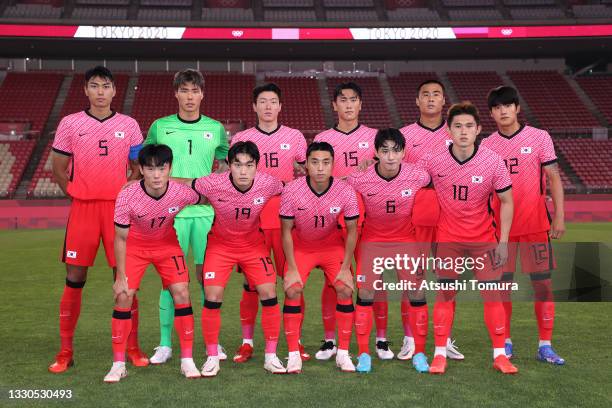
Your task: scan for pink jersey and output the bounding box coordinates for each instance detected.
[231,125,307,183]
[400,121,452,164]
[193,172,283,248]
[52,110,143,201]
[347,163,431,242]
[481,125,557,236]
[280,176,359,249]
[419,144,512,243]
[114,180,200,247]
[314,124,377,178]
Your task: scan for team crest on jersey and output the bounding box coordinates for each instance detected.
[472,176,483,183]
[401,189,412,197]
[358,142,369,149]
[330,207,341,214]
[203,132,213,140]
[168,206,179,214]
[280,143,291,150]
[446,139,452,146]
[115,131,125,139]
[521,147,532,154]
[253,197,264,205]
[204,272,215,279]
[66,250,77,259]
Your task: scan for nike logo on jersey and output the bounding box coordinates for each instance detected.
[218,198,228,202]
[413,143,422,147]
[437,174,446,178]
[177,270,185,275]
[165,131,177,135]
[137,214,146,218]
[78,132,87,136]
[298,207,307,211]
[366,193,377,197]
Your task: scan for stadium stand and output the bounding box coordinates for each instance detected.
[387,7,440,21]
[324,0,374,6]
[3,3,63,18]
[263,0,315,6]
[575,75,612,126]
[27,140,65,198]
[264,9,317,21]
[201,7,254,21]
[447,8,503,20]
[76,0,129,4]
[71,7,128,20]
[509,7,566,20]
[130,73,176,133]
[508,71,600,130]
[201,73,256,128]
[387,72,445,126]
[556,139,612,190]
[0,140,35,198]
[140,0,193,5]
[137,7,191,21]
[503,0,556,5]
[325,9,379,22]
[572,4,612,19]
[442,0,495,6]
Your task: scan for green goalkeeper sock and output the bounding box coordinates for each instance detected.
[159,289,175,347]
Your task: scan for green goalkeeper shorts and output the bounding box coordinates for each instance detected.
[174,216,213,265]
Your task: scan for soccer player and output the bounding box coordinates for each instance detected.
[193,141,285,376]
[145,69,229,364]
[230,83,307,363]
[106,144,201,382]
[280,142,359,374]
[481,86,565,365]
[313,82,381,361]
[347,128,432,373]
[399,79,463,361]
[419,102,517,374]
[49,66,146,373]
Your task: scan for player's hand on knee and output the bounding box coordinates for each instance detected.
[113,276,129,301]
[334,266,354,291]
[283,268,302,293]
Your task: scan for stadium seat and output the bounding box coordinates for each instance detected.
[264,76,325,132]
[556,139,612,191]
[575,75,612,125]
[0,140,35,198]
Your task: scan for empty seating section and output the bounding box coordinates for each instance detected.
[60,74,129,118]
[442,0,495,6]
[4,4,63,18]
[508,71,599,130]
[446,71,504,133]
[71,7,128,20]
[388,72,443,126]
[572,4,612,19]
[556,139,612,190]
[263,0,314,6]
[264,9,317,21]
[141,0,192,5]
[448,8,502,20]
[324,0,373,6]
[326,77,391,129]
[28,141,66,198]
[576,76,612,125]
[509,7,565,20]
[202,73,256,128]
[0,140,35,198]
[265,76,325,132]
[387,8,440,21]
[205,0,250,7]
[137,7,191,21]
[202,8,254,21]
[385,0,427,8]
[130,73,176,132]
[326,9,378,21]
[76,0,129,4]
[0,73,63,134]
[503,0,555,5]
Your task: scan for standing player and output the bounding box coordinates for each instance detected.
[280,142,359,374]
[481,86,565,365]
[145,69,229,364]
[313,82,381,361]
[49,66,146,373]
[230,83,307,363]
[419,102,517,374]
[193,141,285,376]
[347,128,432,373]
[106,144,201,382]
[398,79,463,361]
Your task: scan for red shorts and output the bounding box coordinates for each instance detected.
[434,242,502,282]
[287,244,346,286]
[263,228,285,277]
[260,195,281,229]
[125,245,189,290]
[505,232,556,274]
[203,240,276,288]
[62,199,115,267]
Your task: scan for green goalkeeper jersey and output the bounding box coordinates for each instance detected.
[145,113,229,218]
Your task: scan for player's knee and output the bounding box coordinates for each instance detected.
[358,288,374,301]
[286,285,302,300]
[335,285,352,300]
[115,292,132,309]
[531,274,553,302]
[171,285,191,304]
[66,265,87,282]
[256,284,276,300]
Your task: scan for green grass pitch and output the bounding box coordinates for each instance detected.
[1,223,611,407]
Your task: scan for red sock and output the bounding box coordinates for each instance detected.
[503,300,513,340]
[111,307,132,362]
[239,285,259,340]
[261,298,281,354]
[201,301,222,357]
[298,294,306,340]
[336,298,354,351]
[483,301,506,348]
[409,304,428,354]
[283,298,302,353]
[127,295,140,349]
[433,301,454,347]
[373,300,388,339]
[535,301,555,341]
[321,284,336,340]
[59,280,85,351]
[355,302,373,355]
[174,303,194,359]
[400,299,413,337]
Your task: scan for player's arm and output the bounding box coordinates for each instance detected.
[337,218,357,290]
[51,151,71,196]
[494,188,514,266]
[544,163,565,239]
[281,217,302,291]
[113,225,130,300]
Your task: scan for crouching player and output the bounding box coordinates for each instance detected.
[106,144,201,382]
[280,142,359,374]
[193,141,286,376]
[419,102,517,374]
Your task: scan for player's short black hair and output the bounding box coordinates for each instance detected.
[307,141,334,159]
[487,86,520,110]
[228,141,260,165]
[447,102,481,126]
[253,82,282,104]
[138,144,173,167]
[375,128,406,151]
[416,79,445,96]
[173,69,204,91]
[333,82,362,101]
[85,66,114,84]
